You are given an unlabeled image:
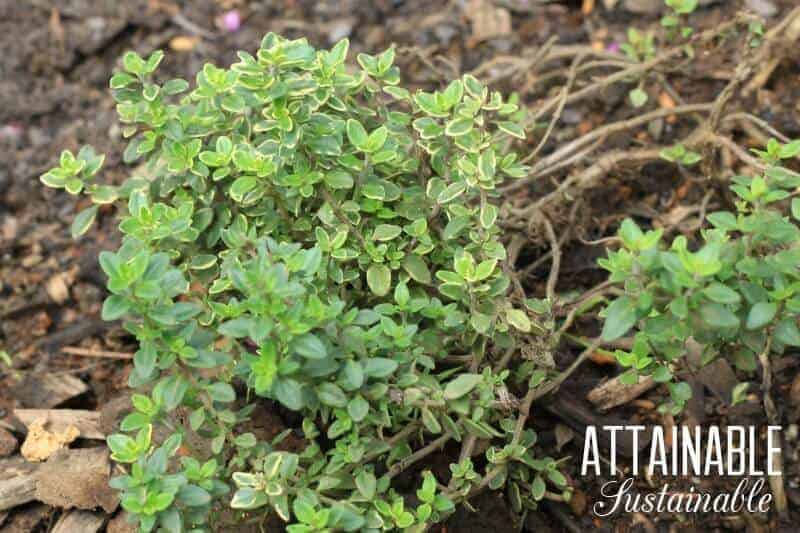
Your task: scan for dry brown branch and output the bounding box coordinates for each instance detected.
[62,346,134,360]
[513,146,664,216]
[743,7,800,96]
[540,215,561,302]
[529,14,749,123]
[523,53,586,164]
[504,103,712,195]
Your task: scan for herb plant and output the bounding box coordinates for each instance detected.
[599,139,800,414]
[41,34,565,531]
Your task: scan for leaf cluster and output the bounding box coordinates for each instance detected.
[599,139,800,413]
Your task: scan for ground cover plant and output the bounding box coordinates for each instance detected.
[39,33,566,531]
[600,139,800,414]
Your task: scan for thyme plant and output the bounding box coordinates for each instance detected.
[600,139,800,414]
[41,34,564,531]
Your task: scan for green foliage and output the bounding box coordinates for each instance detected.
[41,34,562,531]
[659,144,701,166]
[662,0,698,42]
[599,139,800,414]
[621,28,656,63]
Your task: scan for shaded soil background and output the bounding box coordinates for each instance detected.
[2,0,800,531]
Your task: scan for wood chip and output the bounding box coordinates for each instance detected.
[0,428,17,458]
[657,91,676,109]
[697,358,738,404]
[170,35,199,51]
[588,349,617,366]
[45,273,70,304]
[0,502,49,531]
[465,0,512,47]
[0,455,38,481]
[52,510,106,533]
[20,419,79,462]
[0,469,37,511]
[12,373,89,408]
[586,374,657,411]
[36,447,118,513]
[14,409,105,440]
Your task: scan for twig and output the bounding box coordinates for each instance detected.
[523,53,585,164]
[743,7,800,96]
[62,346,133,360]
[708,133,766,171]
[529,339,601,403]
[171,12,217,40]
[530,15,748,123]
[553,280,614,342]
[513,146,665,215]
[725,113,794,146]
[362,423,421,464]
[388,432,452,478]
[504,103,712,195]
[757,337,787,515]
[540,216,561,302]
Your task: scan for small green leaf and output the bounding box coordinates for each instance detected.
[629,88,648,108]
[505,308,531,332]
[207,382,236,403]
[372,224,402,241]
[134,345,157,377]
[731,382,749,406]
[421,407,442,433]
[365,126,388,152]
[346,119,368,149]
[652,366,673,383]
[110,72,136,89]
[746,302,777,330]
[445,118,473,137]
[669,381,692,403]
[480,204,497,229]
[356,471,377,499]
[366,264,391,296]
[531,476,546,501]
[162,78,189,95]
[601,297,637,341]
[325,170,354,189]
[402,254,431,284]
[347,396,369,422]
[293,333,328,360]
[102,295,130,320]
[178,485,211,507]
[71,205,98,238]
[230,176,257,201]
[703,283,741,304]
[363,358,398,378]
[701,302,740,330]
[443,373,482,400]
[317,382,347,407]
[775,318,800,346]
[437,182,466,204]
[497,121,526,140]
[792,198,800,220]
